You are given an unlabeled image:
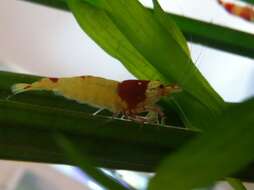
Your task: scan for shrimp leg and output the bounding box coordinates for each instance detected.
[145,106,165,125]
[92,108,104,116]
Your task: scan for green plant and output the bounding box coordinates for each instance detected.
[2,0,254,189]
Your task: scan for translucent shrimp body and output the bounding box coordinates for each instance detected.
[11,76,181,121]
[12,76,125,112]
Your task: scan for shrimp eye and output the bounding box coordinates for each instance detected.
[159,84,164,88]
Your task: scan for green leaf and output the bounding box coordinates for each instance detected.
[226,178,247,190]
[148,97,254,190]
[0,99,196,171]
[56,135,131,190]
[67,0,226,129]
[239,0,254,5]
[67,0,166,81]
[152,0,190,57]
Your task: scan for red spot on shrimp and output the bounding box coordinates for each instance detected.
[118,80,149,110]
[224,3,234,13]
[49,78,58,83]
[239,8,252,20]
[24,85,32,89]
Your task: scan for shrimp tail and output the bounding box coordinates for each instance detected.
[11,83,32,95]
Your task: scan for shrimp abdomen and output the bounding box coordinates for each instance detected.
[53,76,123,112]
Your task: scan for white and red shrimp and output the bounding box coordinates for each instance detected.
[218,0,254,22]
[11,76,181,123]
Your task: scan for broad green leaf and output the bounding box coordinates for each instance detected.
[56,135,131,190]
[68,0,226,129]
[68,0,166,81]
[226,178,247,190]
[152,0,190,57]
[148,97,254,190]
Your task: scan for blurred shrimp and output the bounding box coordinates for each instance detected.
[218,0,254,22]
[11,76,181,124]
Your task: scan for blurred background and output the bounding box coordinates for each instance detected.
[0,0,254,189]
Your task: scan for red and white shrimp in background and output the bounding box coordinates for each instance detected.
[218,0,254,22]
[11,76,181,124]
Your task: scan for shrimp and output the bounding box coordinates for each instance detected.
[11,76,181,123]
[218,0,254,22]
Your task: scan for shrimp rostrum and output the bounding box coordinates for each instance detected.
[11,76,181,124]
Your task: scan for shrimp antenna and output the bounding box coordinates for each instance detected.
[181,42,206,87]
[194,44,206,68]
[171,40,205,129]
[171,97,192,128]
